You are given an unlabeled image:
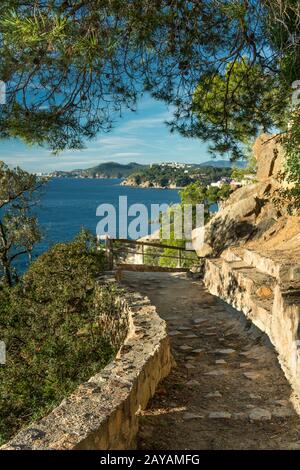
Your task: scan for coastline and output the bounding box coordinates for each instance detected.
[50,176,182,190]
[120,180,184,190]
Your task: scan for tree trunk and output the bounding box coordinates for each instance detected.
[0,221,12,287]
[3,261,12,287]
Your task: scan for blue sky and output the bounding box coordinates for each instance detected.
[0,93,213,173]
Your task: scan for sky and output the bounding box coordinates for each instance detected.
[0,93,213,173]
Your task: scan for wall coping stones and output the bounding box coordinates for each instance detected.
[204,257,300,411]
[2,275,173,450]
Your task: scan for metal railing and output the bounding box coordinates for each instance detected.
[104,238,198,270]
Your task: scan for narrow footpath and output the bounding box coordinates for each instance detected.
[122,271,300,450]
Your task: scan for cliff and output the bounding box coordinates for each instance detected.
[120,177,180,189]
[193,133,299,258]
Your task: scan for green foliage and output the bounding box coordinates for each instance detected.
[0,161,46,286]
[191,59,288,160]
[1,1,300,205]
[274,117,300,213]
[0,1,143,152]
[266,0,300,85]
[208,183,232,202]
[180,181,208,205]
[54,162,148,179]
[179,180,231,222]
[0,0,290,154]
[231,149,257,183]
[0,230,128,444]
[145,180,232,268]
[144,237,198,269]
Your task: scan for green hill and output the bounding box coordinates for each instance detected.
[84,162,148,178]
[53,162,148,178]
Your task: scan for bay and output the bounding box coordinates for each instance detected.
[22,177,180,270]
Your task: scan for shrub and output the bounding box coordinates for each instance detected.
[0,230,128,444]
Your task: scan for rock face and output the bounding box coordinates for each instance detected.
[253,133,285,182]
[192,134,286,258]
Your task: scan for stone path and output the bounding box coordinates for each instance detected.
[122,271,300,450]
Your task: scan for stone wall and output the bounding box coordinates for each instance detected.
[204,255,300,408]
[2,277,173,450]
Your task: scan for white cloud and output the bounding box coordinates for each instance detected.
[118,112,171,132]
[110,152,142,158]
[48,159,104,168]
[95,136,143,147]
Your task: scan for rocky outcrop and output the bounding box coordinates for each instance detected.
[2,275,173,450]
[253,133,285,182]
[193,182,273,257]
[121,178,180,189]
[192,134,285,258]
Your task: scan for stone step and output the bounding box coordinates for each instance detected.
[204,258,274,332]
[204,255,300,415]
[221,247,300,282]
[210,257,275,308]
[221,247,244,263]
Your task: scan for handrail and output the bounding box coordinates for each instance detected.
[103,238,197,270]
[111,238,188,251]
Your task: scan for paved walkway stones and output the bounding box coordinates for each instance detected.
[122,272,300,450]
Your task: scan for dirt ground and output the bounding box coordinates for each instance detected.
[122,271,300,450]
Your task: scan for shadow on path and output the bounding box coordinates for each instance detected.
[122,271,300,450]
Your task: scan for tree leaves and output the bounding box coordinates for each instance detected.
[0,162,46,285]
[0,0,300,204]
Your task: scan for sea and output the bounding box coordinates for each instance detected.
[24,177,180,270]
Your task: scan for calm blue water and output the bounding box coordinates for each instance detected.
[28,178,180,267]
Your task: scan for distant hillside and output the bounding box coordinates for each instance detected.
[84,162,148,178]
[198,160,247,168]
[121,163,232,189]
[53,162,148,178]
[51,160,245,179]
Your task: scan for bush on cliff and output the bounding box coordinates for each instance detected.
[144,181,231,268]
[0,230,128,444]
